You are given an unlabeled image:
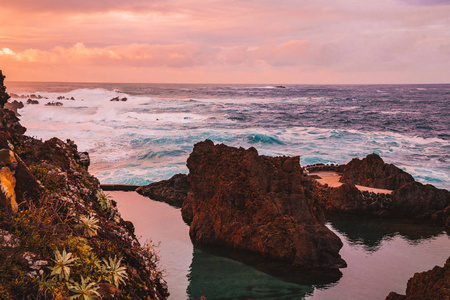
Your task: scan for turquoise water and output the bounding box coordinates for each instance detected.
[112,191,450,300]
[9,82,450,190]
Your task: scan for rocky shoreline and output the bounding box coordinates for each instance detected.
[138,140,449,299]
[0,73,169,299]
[2,71,449,299]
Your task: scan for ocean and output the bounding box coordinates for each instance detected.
[7,82,450,190]
[7,82,450,299]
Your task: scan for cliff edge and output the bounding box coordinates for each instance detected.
[0,73,169,299]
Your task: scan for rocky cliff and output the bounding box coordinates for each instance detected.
[182,140,346,271]
[0,75,168,299]
[386,256,450,300]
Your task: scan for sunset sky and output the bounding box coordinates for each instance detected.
[0,0,449,84]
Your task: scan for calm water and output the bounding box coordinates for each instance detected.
[7,82,450,189]
[112,191,450,300]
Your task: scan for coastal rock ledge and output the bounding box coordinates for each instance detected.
[386,256,450,300]
[182,140,347,270]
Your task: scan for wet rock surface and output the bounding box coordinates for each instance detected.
[182,140,346,270]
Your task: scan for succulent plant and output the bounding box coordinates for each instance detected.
[77,215,100,237]
[98,255,128,288]
[49,249,77,281]
[96,189,112,211]
[67,276,100,300]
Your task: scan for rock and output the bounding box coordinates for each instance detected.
[0,70,10,108]
[391,181,450,222]
[26,99,39,105]
[4,100,24,116]
[0,150,18,214]
[136,173,190,208]
[44,101,63,106]
[327,183,369,212]
[183,140,346,270]
[110,96,127,102]
[98,282,122,299]
[75,151,90,169]
[386,256,450,300]
[339,153,414,190]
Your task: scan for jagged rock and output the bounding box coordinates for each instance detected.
[4,100,24,116]
[0,108,26,139]
[386,256,450,300]
[0,70,10,108]
[339,154,414,190]
[391,181,450,222]
[183,140,346,270]
[0,152,18,213]
[44,101,63,106]
[26,99,39,105]
[136,173,189,208]
[110,97,127,102]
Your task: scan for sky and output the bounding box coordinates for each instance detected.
[0,0,449,84]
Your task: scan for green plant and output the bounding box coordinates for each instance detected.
[67,276,100,300]
[98,256,128,288]
[77,216,100,237]
[50,249,78,281]
[96,190,112,211]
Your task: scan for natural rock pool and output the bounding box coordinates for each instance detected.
[112,191,449,300]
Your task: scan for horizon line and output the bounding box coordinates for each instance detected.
[7,80,450,86]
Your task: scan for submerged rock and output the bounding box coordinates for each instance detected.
[386,256,450,300]
[183,140,346,270]
[339,153,414,190]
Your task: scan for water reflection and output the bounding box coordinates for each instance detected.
[113,192,450,300]
[186,247,316,300]
[326,213,449,252]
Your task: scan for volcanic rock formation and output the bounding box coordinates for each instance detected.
[182,140,346,270]
[386,256,450,300]
[339,153,415,190]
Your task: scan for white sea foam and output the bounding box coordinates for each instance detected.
[14,85,450,189]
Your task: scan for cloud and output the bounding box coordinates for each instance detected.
[1,0,449,83]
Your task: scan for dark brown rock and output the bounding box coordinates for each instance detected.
[183,140,346,270]
[391,181,450,221]
[339,153,414,190]
[26,99,39,105]
[0,70,10,108]
[386,256,450,300]
[136,173,190,208]
[4,100,24,116]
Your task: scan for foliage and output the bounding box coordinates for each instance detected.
[50,249,78,281]
[98,256,128,288]
[96,190,112,211]
[77,216,100,237]
[67,276,100,300]
[29,164,66,193]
